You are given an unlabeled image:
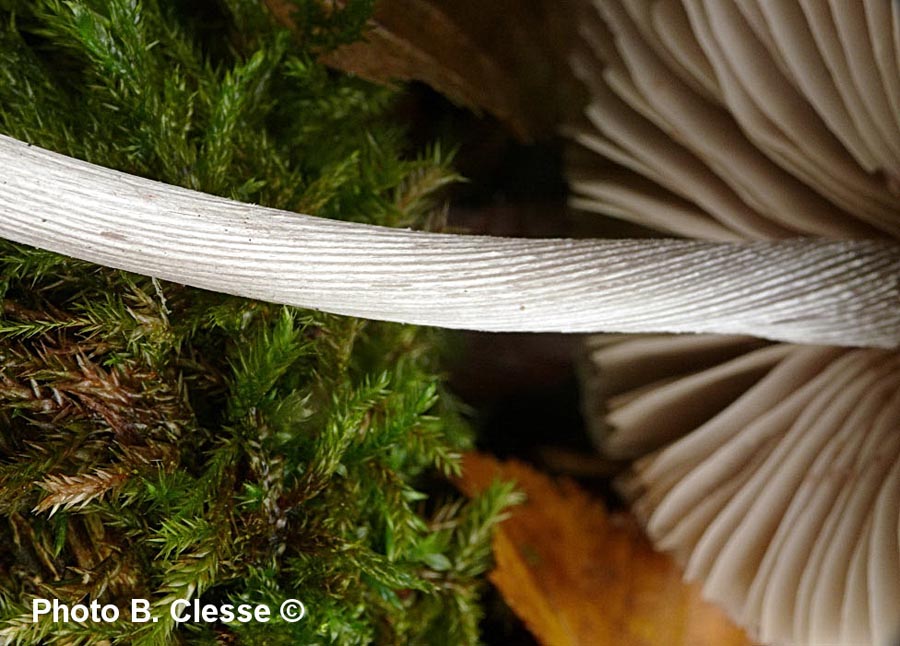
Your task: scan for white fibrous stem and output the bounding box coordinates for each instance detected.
[0,134,897,348]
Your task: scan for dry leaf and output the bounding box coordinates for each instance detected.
[458,452,754,646]
[265,0,584,140]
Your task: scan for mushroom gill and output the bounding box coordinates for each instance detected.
[570,2,900,645]
[568,0,900,239]
[581,338,900,645]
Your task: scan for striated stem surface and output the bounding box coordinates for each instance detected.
[0,135,897,347]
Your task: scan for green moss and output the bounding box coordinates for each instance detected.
[0,2,517,644]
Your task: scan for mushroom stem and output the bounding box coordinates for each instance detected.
[1,134,897,347]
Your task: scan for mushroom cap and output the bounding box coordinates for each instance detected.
[582,338,900,645]
[571,1,900,644]
[569,0,900,241]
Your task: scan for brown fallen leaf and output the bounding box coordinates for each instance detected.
[265,0,585,140]
[457,452,755,646]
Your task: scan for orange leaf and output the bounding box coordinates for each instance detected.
[458,452,755,646]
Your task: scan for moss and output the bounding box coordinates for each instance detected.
[0,2,516,643]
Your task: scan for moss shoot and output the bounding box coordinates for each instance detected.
[0,1,518,644]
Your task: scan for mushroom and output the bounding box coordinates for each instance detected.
[1,135,897,348]
[570,1,900,644]
[0,1,899,643]
[581,338,900,645]
[568,0,900,238]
